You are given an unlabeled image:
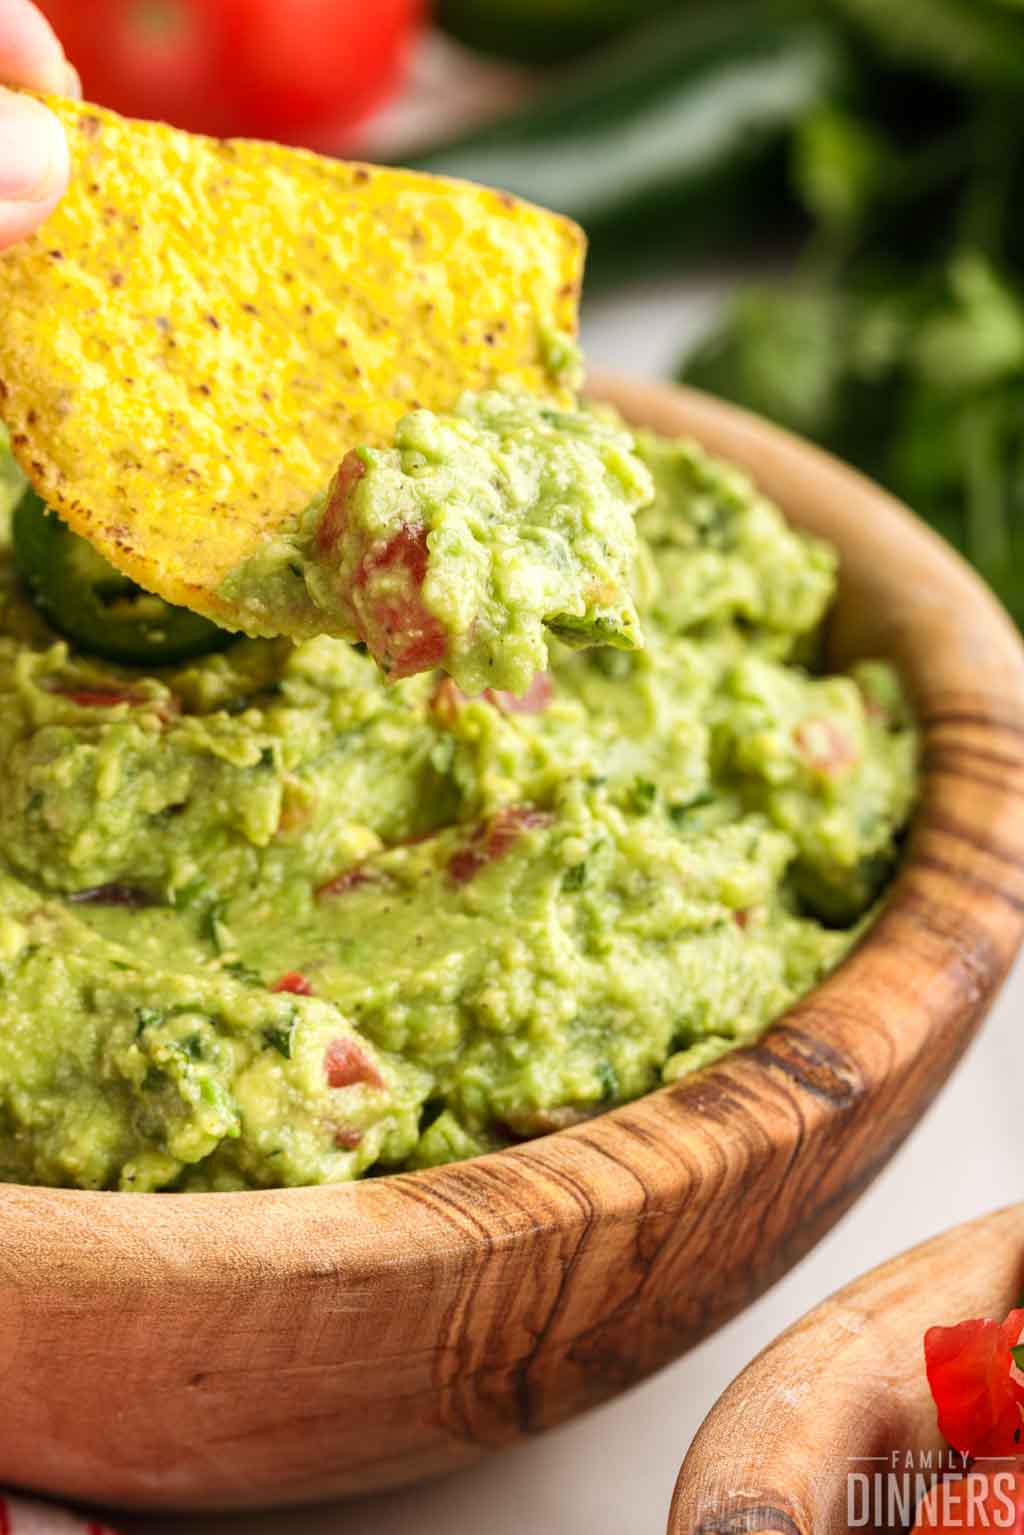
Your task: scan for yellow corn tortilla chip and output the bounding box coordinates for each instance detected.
[0,97,584,633]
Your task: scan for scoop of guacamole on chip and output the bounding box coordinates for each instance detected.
[225,391,649,694]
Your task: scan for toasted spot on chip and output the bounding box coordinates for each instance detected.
[0,96,585,637]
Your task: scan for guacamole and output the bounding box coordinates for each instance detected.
[0,411,917,1191]
[221,391,648,695]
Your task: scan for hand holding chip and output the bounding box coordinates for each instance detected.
[0,0,77,250]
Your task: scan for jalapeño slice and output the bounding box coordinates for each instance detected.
[13,488,234,666]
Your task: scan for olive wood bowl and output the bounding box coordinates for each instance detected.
[3,375,1024,1512]
[668,1203,1024,1535]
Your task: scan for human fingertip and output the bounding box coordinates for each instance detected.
[0,179,64,248]
[0,89,68,206]
[62,61,82,101]
[0,0,70,95]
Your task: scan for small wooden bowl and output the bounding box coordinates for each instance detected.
[668,1203,1024,1535]
[4,376,1024,1513]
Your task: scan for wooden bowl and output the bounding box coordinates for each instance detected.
[668,1203,1024,1535]
[4,375,1024,1514]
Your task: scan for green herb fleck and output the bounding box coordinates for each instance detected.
[136,1006,164,1036]
[563,862,588,891]
[223,959,260,985]
[200,899,229,949]
[628,777,657,814]
[172,876,207,913]
[669,790,716,823]
[597,1061,618,1102]
[263,1022,295,1059]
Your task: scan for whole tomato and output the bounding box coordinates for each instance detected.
[34,0,424,146]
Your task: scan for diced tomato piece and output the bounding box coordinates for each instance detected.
[485,672,554,715]
[334,1126,365,1151]
[448,805,554,885]
[794,718,859,776]
[447,844,486,886]
[358,521,429,588]
[317,451,366,557]
[53,686,145,708]
[433,673,554,724]
[487,805,553,858]
[271,971,314,996]
[324,1037,385,1091]
[372,605,448,677]
[320,498,448,680]
[925,1308,1024,1458]
[316,864,383,899]
[351,523,447,680]
[51,684,180,722]
[913,1469,1024,1531]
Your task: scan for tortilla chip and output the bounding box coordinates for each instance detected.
[0,97,584,633]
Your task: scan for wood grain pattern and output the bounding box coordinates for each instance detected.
[3,376,1024,1512]
[668,1203,1024,1535]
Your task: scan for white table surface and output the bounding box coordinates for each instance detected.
[123,275,1024,1535]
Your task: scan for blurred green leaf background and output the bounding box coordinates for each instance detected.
[416,0,1024,628]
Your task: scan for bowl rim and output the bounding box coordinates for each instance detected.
[4,371,1024,1259]
[667,1201,1024,1535]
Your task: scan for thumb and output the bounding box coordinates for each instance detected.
[0,86,68,250]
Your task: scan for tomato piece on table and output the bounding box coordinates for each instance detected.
[925,1308,1024,1458]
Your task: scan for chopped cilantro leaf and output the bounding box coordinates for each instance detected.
[563,861,588,891]
[263,1022,295,1059]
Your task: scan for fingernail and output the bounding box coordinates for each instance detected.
[0,96,67,202]
[63,62,83,101]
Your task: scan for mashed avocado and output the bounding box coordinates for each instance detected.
[0,409,917,1191]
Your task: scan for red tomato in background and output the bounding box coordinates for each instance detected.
[34,0,425,146]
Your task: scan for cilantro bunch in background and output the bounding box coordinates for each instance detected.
[680,0,1024,626]
[421,0,1024,627]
